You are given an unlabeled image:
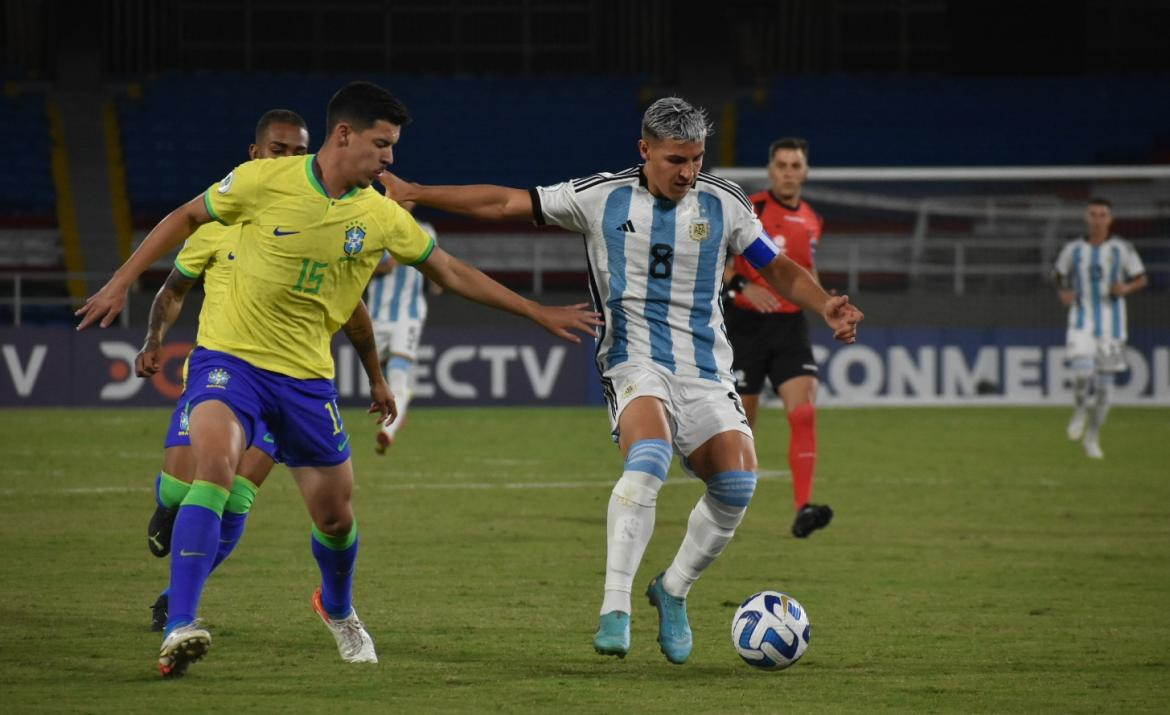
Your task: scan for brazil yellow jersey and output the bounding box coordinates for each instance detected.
[173,222,243,346]
[199,154,435,379]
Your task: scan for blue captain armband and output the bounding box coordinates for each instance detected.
[742,235,780,269]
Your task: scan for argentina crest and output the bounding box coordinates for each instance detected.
[343,221,367,261]
[689,217,710,241]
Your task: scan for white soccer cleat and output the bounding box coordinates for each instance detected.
[1066,410,1087,441]
[1083,437,1104,460]
[157,621,211,678]
[312,586,378,663]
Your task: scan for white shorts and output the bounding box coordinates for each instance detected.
[374,319,424,363]
[1066,330,1127,373]
[601,361,753,458]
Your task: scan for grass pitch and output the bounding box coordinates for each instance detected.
[1,405,1168,713]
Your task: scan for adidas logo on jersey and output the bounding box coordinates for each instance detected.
[615,220,636,233]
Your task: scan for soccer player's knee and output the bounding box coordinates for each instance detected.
[623,438,672,481]
[706,470,757,510]
[314,510,354,536]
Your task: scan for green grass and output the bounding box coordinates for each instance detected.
[1,406,1168,713]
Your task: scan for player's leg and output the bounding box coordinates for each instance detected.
[148,445,196,631]
[209,444,275,572]
[158,398,246,677]
[777,374,832,537]
[378,354,414,448]
[1066,331,1095,440]
[1083,370,1112,459]
[149,403,198,558]
[292,460,376,663]
[276,376,376,663]
[653,423,758,665]
[595,393,673,657]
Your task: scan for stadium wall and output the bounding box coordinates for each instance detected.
[2,326,1167,407]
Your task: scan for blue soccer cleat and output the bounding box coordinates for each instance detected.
[593,611,630,658]
[646,573,692,664]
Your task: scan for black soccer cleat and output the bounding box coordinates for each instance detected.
[791,503,834,538]
[148,504,178,557]
[150,593,169,632]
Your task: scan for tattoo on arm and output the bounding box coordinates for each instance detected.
[343,303,383,384]
[145,270,197,346]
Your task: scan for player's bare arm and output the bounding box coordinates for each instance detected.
[1111,273,1148,297]
[757,254,863,343]
[341,300,396,426]
[722,262,780,312]
[383,173,534,222]
[76,195,214,330]
[415,245,601,343]
[135,269,198,377]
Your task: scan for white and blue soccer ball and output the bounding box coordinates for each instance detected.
[731,590,811,670]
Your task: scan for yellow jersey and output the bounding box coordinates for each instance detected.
[173,222,242,347]
[200,154,435,379]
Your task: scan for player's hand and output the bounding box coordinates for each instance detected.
[532,303,603,343]
[135,339,163,378]
[1059,289,1077,305]
[380,171,415,204]
[822,295,863,343]
[368,378,398,426]
[75,277,129,330]
[740,282,780,312]
[1109,282,1127,298]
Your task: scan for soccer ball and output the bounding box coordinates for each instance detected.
[731,591,811,670]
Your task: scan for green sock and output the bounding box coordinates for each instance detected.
[156,471,191,509]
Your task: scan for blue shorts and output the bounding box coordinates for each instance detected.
[164,396,282,463]
[183,347,351,468]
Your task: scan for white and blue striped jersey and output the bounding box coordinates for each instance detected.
[367,220,435,325]
[532,167,780,383]
[1054,235,1145,341]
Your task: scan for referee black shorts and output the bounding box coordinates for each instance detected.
[725,304,818,395]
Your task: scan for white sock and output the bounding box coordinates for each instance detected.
[601,470,664,615]
[1086,372,1111,441]
[663,493,747,599]
[382,360,413,440]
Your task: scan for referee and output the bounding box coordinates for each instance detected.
[723,137,833,538]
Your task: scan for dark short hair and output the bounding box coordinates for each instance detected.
[255,109,307,143]
[768,137,809,162]
[326,81,411,134]
[1088,196,1112,209]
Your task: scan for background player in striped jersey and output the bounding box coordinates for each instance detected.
[722,137,832,538]
[1054,197,1147,459]
[78,81,600,677]
[366,201,434,454]
[383,97,863,665]
[135,109,389,631]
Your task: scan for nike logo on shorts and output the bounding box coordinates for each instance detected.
[336,436,351,452]
[179,549,206,557]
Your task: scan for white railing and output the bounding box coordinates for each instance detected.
[0,272,130,327]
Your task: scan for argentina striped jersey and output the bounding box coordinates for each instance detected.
[532,167,779,382]
[368,220,435,324]
[1054,235,1145,341]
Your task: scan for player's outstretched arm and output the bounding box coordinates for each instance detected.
[382,172,534,222]
[135,269,198,377]
[341,301,396,426]
[416,246,601,343]
[758,254,863,343]
[76,195,214,330]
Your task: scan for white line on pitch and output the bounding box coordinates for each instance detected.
[0,471,791,497]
